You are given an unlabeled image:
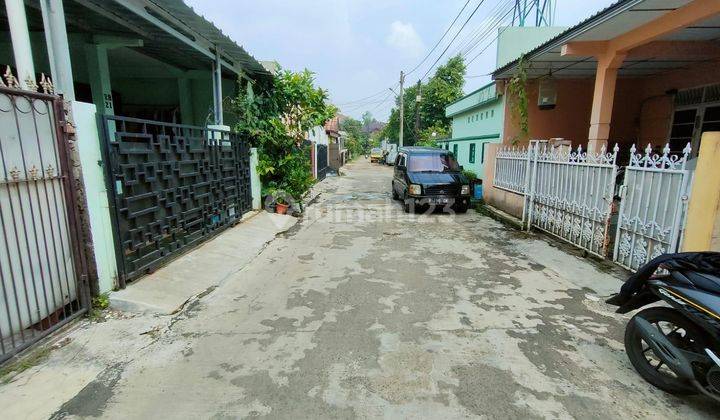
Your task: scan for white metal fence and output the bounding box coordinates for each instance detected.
[613,144,693,271]
[529,144,619,257]
[494,146,530,194]
[492,141,693,269]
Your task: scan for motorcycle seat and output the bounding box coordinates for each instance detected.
[685,271,720,295]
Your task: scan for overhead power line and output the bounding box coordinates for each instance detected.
[339,0,475,110]
[337,83,398,107]
[450,0,513,57]
[464,6,515,66]
[418,0,489,82]
[404,0,474,77]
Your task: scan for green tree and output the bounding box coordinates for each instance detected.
[361,111,374,130]
[379,55,466,146]
[420,55,466,132]
[341,116,370,157]
[415,124,449,148]
[233,69,335,199]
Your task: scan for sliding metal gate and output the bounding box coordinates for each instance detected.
[613,144,693,271]
[0,87,90,363]
[101,116,252,285]
[528,143,619,257]
[317,144,328,181]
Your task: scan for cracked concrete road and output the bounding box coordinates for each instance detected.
[3,159,718,419]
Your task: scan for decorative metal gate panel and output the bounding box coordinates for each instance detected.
[613,144,692,271]
[317,144,328,181]
[0,87,89,363]
[494,146,530,194]
[102,116,252,284]
[528,144,619,257]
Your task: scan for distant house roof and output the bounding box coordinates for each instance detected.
[325,116,340,136]
[364,120,386,134]
[492,0,720,80]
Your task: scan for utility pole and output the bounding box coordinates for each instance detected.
[399,71,405,148]
[414,80,421,144]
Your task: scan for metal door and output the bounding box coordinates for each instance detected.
[613,144,692,271]
[316,144,328,181]
[0,87,90,363]
[101,116,252,285]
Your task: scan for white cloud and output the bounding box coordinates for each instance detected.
[385,21,425,57]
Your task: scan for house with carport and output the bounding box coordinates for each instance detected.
[0,0,274,363]
[492,0,720,158]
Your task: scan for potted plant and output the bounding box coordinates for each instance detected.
[275,196,290,215]
[462,168,477,189]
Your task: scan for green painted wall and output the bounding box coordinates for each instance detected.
[496,26,567,69]
[437,134,500,178]
[441,83,504,178]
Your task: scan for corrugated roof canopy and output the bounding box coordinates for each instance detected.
[147,0,271,78]
[493,0,720,79]
[4,0,271,80]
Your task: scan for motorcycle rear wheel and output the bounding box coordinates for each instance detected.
[625,307,705,395]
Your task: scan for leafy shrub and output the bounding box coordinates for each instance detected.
[233,69,335,200]
[462,169,478,182]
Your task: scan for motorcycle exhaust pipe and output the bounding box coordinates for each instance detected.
[634,317,695,380]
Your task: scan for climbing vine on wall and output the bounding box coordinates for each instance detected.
[508,55,529,144]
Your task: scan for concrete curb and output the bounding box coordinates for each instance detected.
[476,203,524,230]
[109,211,297,315]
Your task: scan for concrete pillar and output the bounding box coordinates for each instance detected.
[250,147,261,210]
[587,53,626,153]
[683,132,720,252]
[40,0,75,100]
[178,77,194,125]
[213,48,224,125]
[71,100,118,293]
[5,0,36,89]
[85,44,114,116]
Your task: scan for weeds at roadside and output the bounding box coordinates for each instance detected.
[0,347,51,385]
[88,293,110,322]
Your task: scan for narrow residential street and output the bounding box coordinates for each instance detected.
[3,158,717,419]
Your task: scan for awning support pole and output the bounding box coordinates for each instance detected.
[40,0,75,100]
[213,47,223,126]
[5,0,36,90]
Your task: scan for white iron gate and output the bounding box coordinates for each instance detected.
[613,144,693,271]
[0,86,90,363]
[528,144,619,257]
[494,146,530,194]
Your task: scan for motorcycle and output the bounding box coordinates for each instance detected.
[607,252,720,402]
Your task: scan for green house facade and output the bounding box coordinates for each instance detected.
[437,82,504,180]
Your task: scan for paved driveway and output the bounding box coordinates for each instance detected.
[4,159,718,419]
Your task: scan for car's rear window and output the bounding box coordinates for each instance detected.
[371,148,381,153]
[407,153,460,172]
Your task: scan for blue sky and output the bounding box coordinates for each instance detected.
[185,0,616,121]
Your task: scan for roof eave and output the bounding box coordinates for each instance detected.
[491,0,645,79]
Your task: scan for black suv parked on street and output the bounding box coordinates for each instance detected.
[391,147,470,213]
